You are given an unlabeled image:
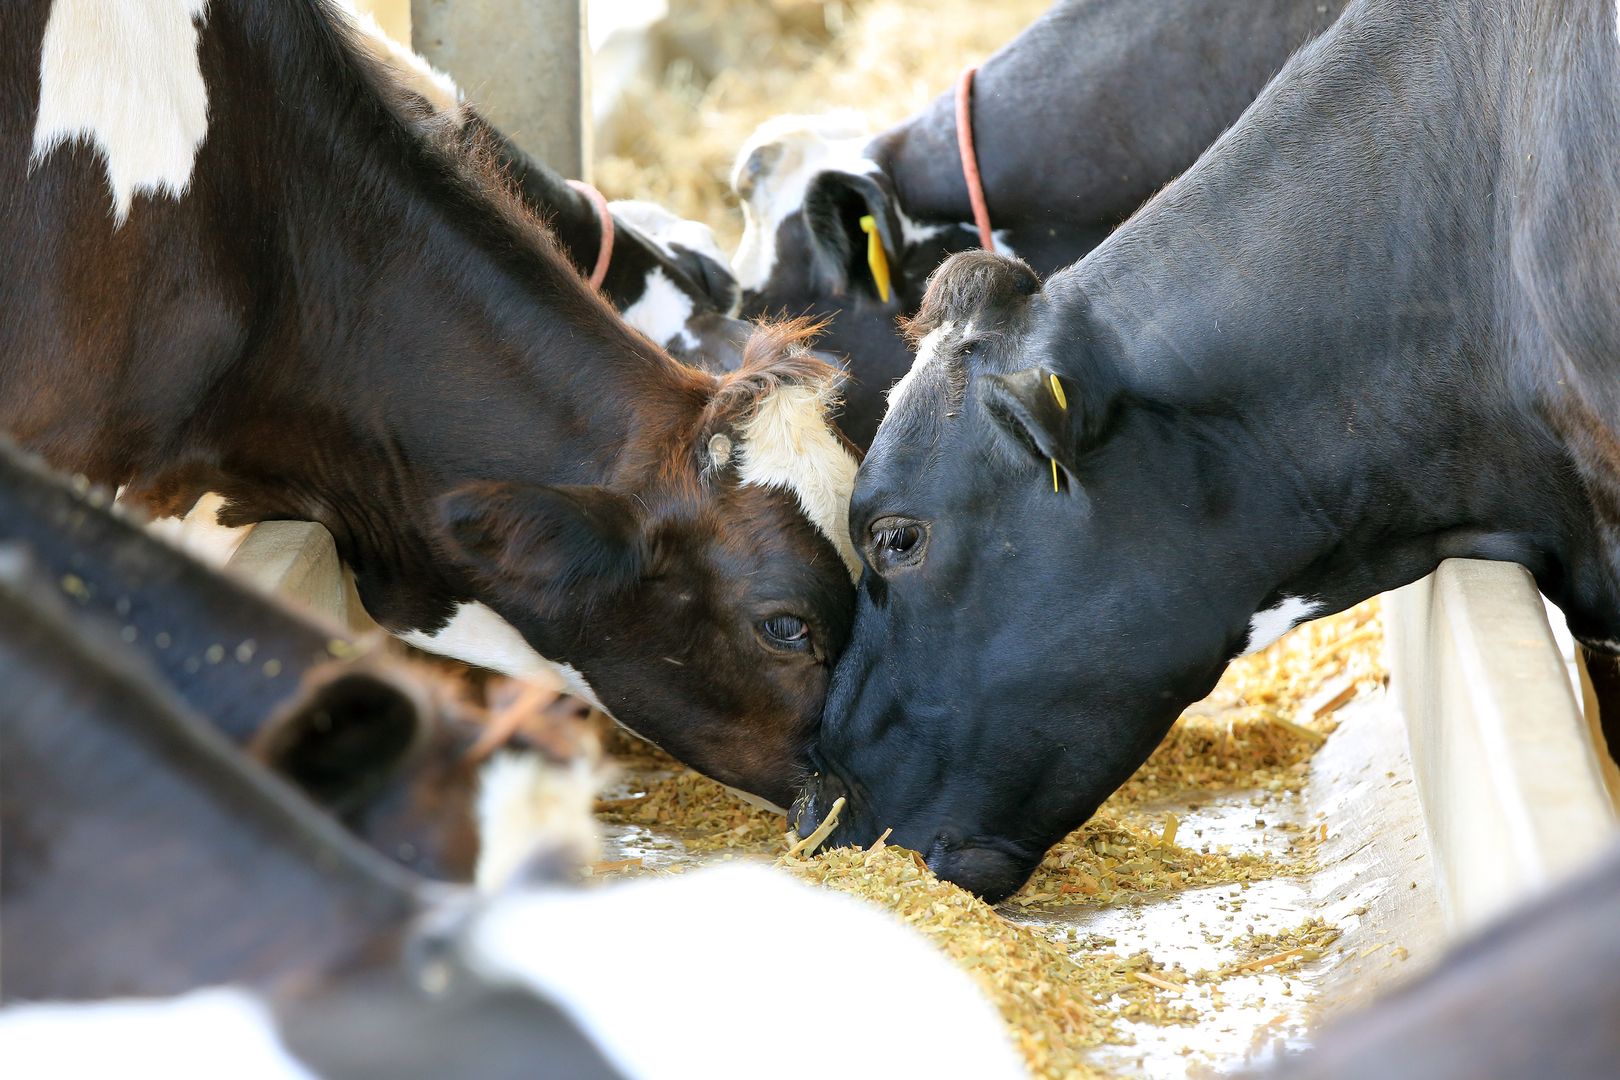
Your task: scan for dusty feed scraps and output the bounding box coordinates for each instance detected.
[596,601,1385,1077]
[595,0,1055,251]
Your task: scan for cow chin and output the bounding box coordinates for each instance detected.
[925,844,1039,906]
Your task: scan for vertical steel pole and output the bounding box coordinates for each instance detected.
[411,0,590,180]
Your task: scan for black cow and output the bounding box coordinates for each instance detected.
[797,0,1620,899]
[731,0,1344,446]
[1,0,861,808]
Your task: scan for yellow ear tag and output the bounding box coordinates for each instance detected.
[1049,374,1067,492]
[860,214,892,304]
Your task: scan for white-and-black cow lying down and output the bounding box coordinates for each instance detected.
[730,0,1345,447]
[0,441,600,885]
[337,3,751,367]
[1,0,862,811]
[798,0,1620,900]
[0,580,1022,1078]
[1254,842,1620,1080]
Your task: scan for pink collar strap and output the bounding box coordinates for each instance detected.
[955,66,995,251]
[567,179,614,291]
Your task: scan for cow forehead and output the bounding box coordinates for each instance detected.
[730,112,877,292]
[734,383,863,580]
[878,319,975,453]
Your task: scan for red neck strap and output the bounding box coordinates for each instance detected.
[955,66,995,250]
[567,179,614,291]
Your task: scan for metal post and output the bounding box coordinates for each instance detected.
[411,0,590,180]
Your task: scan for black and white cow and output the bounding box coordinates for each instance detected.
[731,0,1344,446]
[1,0,861,808]
[796,0,1620,899]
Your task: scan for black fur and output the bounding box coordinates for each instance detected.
[804,0,1620,900]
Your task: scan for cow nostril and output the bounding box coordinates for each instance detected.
[791,770,850,840]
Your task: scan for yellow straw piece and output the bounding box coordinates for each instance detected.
[1049,372,1068,410]
[860,214,892,303]
[1051,457,1060,493]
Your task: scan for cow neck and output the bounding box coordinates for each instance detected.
[874,47,1108,272]
[1053,0,1620,641]
[130,3,710,633]
[875,0,1347,273]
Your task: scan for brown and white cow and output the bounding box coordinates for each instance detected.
[0,440,602,884]
[0,0,860,808]
[0,575,1019,1078]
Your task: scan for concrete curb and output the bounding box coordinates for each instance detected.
[1387,558,1618,933]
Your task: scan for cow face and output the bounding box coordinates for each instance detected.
[797,252,1282,900]
[730,116,978,448]
[435,327,861,810]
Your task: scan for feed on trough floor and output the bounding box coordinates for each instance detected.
[595,601,1385,1079]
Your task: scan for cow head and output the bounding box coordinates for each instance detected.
[796,251,1305,900]
[730,115,979,448]
[250,659,487,880]
[434,323,861,810]
[607,199,755,372]
[252,659,605,885]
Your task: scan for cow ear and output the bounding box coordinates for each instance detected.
[435,482,646,607]
[252,665,425,814]
[802,169,904,303]
[980,368,1088,483]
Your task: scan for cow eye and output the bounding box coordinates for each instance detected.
[760,614,812,651]
[867,517,929,572]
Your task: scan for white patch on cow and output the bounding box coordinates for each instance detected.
[990,228,1018,258]
[621,268,699,352]
[475,752,604,891]
[897,205,950,247]
[730,111,877,292]
[398,601,586,699]
[736,383,863,579]
[1242,596,1323,655]
[330,0,461,113]
[0,987,316,1080]
[884,319,969,421]
[400,602,609,719]
[141,491,252,568]
[32,0,212,225]
[461,865,1024,1080]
